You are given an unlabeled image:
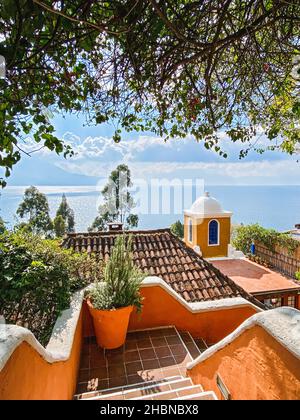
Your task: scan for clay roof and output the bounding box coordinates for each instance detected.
[211,259,300,296]
[62,229,263,307]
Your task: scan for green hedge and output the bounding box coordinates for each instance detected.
[0,230,101,346]
[232,223,299,256]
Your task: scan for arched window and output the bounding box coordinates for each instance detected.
[208,220,219,245]
[188,219,193,242]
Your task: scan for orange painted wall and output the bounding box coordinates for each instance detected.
[188,325,300,400]
[127,286,257,344]
[0,311,83,400]
[184,215,231,258]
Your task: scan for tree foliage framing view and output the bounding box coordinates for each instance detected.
[1,0,300,186]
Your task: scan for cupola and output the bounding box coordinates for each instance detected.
[184,192,232,258]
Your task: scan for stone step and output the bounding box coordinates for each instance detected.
[173,391,218,400]
[133,384,203,400]
[177,331,201,359]
[74,375,186,400]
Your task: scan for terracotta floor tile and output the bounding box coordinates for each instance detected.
[127,374,144,385]
[139,348,156,360]
[160,328,177,336]
[90,343,102,355]
[169,344,187,356]
[142,359,160,370]
[89,367,108,381]
[105,393,125,400]
[154,346,172,358]
[170,379,191,390]
[109,345,124,354]
[140,369,164,382]
[179,367,187,376]
[126,332,138,341]
[124,350,140,363]
[137,338,152,349]
[152,391,177,400]
[161,366,181,378]
[77,328,197,397]
[105,353,125,364]
[125,361,143,375]
[80,354,90,369]
[93,379,109,391]
[85,378,109,392]
[151,337,168,347]
[125,341,138,352]
[76,377,107,394]
[166,335,182,345]
[78,369,91,382]
[76,382,90,394]
[178,332,193,343]
[158,356,176,368]
[90,356,107,368]
[82,344,90,355]
[108,364,126,378]
[108,376,127,388]
[135,330,150,339]
[124,389,143,399]
[174,354,192,366]
[148,329,164,338]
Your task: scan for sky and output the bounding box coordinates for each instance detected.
[4,111,300,187]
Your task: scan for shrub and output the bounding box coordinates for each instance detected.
[0,230,100,345]
[232,223,299,255]
[87,235,145,312]
[170,220,184,239]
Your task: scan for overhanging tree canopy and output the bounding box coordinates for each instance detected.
[1,0,300,186]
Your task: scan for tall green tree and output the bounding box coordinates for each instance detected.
[0,216,5,234]
[1,1,300,186]
[53,214,66,238]
[170,220,184,239]
[56,194,75,234]
[16,186,53,236]
[89,164,138,232]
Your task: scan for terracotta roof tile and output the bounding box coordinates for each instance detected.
[62,228,264,307]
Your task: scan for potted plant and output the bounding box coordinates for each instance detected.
[86,234,145,349]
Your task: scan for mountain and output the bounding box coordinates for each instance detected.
[4,156,99,186]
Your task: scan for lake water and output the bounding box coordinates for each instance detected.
[1,185,299,232]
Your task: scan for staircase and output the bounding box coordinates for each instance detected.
[75,326,217,401]
[177,330,210,359]
[74,376,217,400]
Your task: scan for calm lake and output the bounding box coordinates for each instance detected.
[1,185,299,232]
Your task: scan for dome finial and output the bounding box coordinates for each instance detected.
[204,191,210,197]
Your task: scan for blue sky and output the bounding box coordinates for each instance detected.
[5,112,300,186]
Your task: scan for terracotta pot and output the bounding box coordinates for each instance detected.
[87,299,133,349]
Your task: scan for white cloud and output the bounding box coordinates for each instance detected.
[56,159,300,185]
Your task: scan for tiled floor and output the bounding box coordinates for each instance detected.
[76,327,193,395]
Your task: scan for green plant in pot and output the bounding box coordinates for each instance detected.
[86,234,145,349]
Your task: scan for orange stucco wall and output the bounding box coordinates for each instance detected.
[126,286,257,344]
[0,311,83,400]
[184,215,231,258]
[188,325,300,400]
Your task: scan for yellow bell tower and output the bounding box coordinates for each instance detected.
[184,192,232,258]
